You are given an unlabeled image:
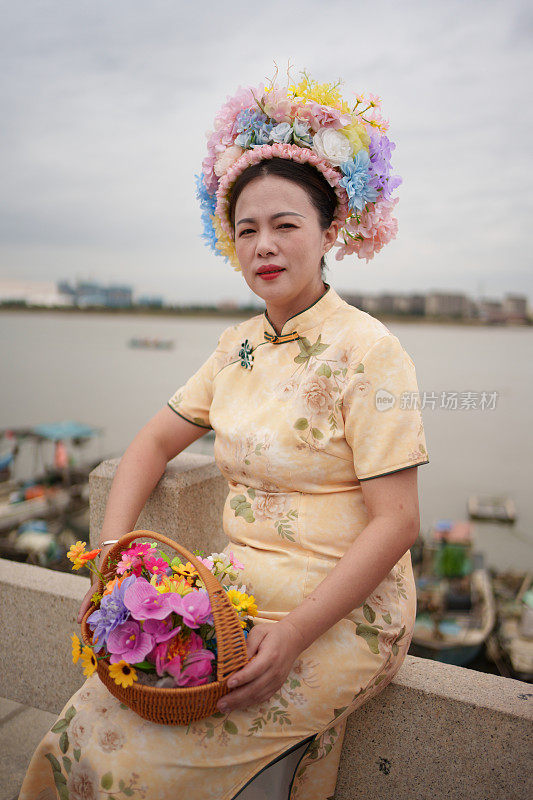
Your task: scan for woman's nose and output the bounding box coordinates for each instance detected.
[256,228,277,257]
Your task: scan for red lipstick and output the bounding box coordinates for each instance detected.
[257,264,285,280]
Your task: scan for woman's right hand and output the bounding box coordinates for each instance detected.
[76,544,113,624]
[77,580,99,624]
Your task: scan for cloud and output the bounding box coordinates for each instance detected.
[0,0,531,304]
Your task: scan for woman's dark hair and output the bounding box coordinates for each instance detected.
[228,157,338,278]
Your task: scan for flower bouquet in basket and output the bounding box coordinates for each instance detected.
[69,530,256,725]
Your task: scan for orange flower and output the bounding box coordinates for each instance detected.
[102,574,126,597]
[79,548,101,564]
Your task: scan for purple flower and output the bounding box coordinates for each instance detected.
[123,576,172,620]
[368,132,402,200]
[143,617,181,662]
[107,619,154,664]
[167,588,214,628]
[87,574,135,652]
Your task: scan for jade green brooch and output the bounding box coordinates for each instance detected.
[238,339,254,370]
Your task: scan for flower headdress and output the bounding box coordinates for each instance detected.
[196,68,402,270]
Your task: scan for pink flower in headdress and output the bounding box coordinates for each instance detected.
[335,197,399,262]
[263,87,298,123]
[300,102,352,132]
[203,84,264,192]
[214,144,244,177]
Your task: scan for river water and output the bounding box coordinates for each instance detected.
[1,309,532,572]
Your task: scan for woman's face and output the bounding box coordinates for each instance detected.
[233,175,338,308]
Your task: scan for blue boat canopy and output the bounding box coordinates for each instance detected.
[31,421,102,441]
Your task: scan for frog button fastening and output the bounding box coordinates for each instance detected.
[238,339,254,370]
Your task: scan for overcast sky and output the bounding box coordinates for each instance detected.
[0,0,531,306]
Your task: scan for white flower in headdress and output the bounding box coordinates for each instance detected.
[313,128,352,167]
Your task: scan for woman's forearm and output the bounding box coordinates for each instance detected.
[95,429,169,548]
[282,514,418,653]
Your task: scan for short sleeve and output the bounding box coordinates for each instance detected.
[167,332,229,430]
[342,334,430,481]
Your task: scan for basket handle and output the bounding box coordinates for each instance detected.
[97,529,218,591]
[85,529,249,682]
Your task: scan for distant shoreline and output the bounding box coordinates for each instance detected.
[0,304,531,327]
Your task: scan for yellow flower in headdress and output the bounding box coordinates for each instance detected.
[213,215,241,271]
[289,73,349,113]
[340,121,371,155]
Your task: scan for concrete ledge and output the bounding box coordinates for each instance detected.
[337,655,533,800]
[2,456,532,800]
[89,454,228,553]
[0,558,90,712]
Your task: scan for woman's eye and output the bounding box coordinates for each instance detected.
[238,229,255,236]
[278,223,295,229]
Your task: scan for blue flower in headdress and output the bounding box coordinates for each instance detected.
[235,109,273,149]
[195,173,220,256]
[339,150,379,212]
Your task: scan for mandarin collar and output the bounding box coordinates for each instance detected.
[262,283,344,339]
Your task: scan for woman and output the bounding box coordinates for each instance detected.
[19,72,429,800]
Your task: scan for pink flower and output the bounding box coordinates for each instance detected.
[228,551,244,570]
[196,556,215,572]
[335,197,399,262]
[300,102,352,132]
[126,543,153,558]
[167,588,213,628]
[143,617,181,663]
[143,556,169,576]
[123,576,172,620]
[116,554,143,577]
[106,620,154,664]
[175,648,215,687]
[152,630,214,684]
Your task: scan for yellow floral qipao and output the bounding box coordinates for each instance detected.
[19,284,429,800]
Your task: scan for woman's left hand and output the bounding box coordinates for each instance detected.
[216,619,305,714]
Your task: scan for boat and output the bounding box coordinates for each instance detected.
[0,422,110,566]
[128,337,174,350]
[486,571,533,681]
[410,520,496,666]
[467,494,516,523]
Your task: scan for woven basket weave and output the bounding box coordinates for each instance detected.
[81,530,249,725]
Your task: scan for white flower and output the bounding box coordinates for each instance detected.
[214,145,244,177]
[96,720,126,752]
[299,374,336,417]
[270,122,293,144]
[312,128,353,167]
[67,758,99,800]
[69,711,93,749]
[273,378,299,401]
[251,493,290,520]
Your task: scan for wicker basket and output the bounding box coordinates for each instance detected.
[81,530,249,725]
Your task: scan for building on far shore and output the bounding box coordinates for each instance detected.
[58,280,133,307]
[0,280,72,306]
[340,289,529,324]
[424,292,477,318]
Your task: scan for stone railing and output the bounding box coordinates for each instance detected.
[0,455,531,800]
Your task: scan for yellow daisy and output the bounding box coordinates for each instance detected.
[239,593,258,617]
[172,561,198,579]
[108,660,137,688]
[80,646,97,677]
[71,633,82,664]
